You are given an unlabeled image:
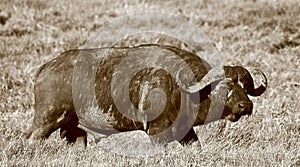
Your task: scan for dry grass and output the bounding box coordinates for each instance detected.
[0,0,299,166]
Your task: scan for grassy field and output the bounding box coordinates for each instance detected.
[0,0,299,166]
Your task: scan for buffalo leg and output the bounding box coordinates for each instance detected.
[26,109,70,140]
[149,126,174,146]
[26,120,64,139]
[179,128,199,145]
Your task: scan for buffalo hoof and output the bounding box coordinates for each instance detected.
[60,119,87,146]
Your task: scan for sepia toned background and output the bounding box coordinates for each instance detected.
[0,0,299,166]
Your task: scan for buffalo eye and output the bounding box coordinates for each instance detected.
[238,103,244,109]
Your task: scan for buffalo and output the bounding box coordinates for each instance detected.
[26,44,267,146]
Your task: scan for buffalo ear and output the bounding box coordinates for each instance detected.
[210,78,234,99]
[216,78,234,89]
[177,66,226,94]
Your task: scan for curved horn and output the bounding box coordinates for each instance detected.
[232,66,267,96]
[177,66,267,96]
[178,66,237,94]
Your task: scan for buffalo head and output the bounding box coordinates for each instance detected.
[178,65,267,123]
